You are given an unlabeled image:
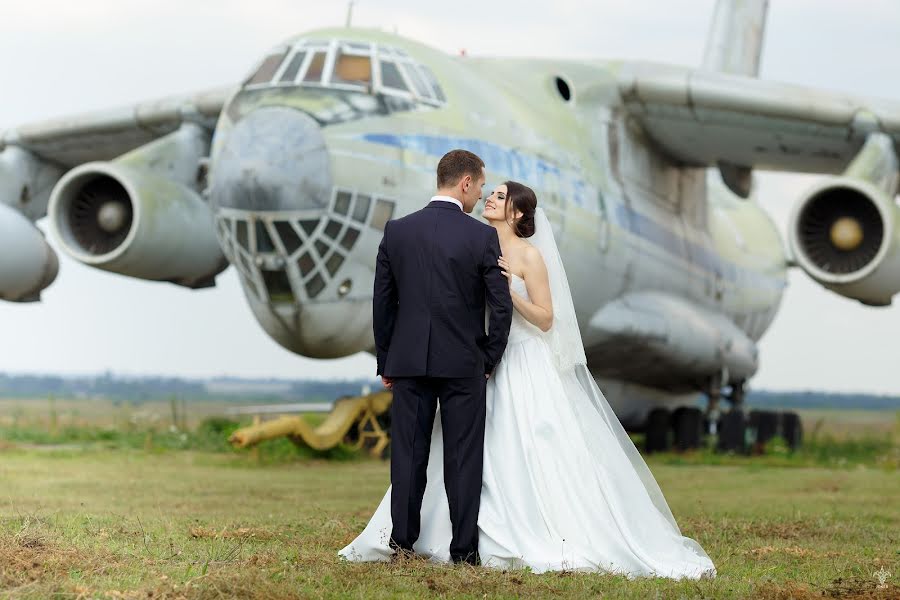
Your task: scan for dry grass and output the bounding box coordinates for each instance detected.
[0,446,897,599]
[797,409,899,439]
[0,397,236,431]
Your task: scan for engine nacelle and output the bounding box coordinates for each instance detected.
[788,177,900,306]
[0,146,63,221]
[48,162,226,288]
[0,203,58,301]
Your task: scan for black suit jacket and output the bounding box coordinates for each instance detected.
[373,200,513,378]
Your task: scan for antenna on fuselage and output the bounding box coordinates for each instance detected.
[345,0,355,27]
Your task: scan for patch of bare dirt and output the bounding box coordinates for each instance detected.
[0,535,113,591]
[753,577,900,600]
[825,576,900,600]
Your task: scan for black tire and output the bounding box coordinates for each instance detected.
[717,409,746,453]
[781,411,803,450]
[730,381,746,406]
[672,407,703,451]
[644,408,671,453]
[749,410,779,452]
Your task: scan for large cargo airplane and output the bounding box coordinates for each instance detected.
[2,0,898,450]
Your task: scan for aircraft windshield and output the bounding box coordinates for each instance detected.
[243,39,446,107]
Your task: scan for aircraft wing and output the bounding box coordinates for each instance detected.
[0,86,234,167]
[618,62,900,174]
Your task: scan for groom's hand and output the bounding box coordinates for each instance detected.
[381,376,394,390]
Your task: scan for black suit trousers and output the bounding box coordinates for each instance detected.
[389,375,486,563]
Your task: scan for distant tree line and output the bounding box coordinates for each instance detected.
[746,390,900,411]
[0,373,897,410]
[0,373,381,404]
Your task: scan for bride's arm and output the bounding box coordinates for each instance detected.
[498,247,553,332]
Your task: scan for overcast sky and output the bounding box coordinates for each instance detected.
[2,0,900,394]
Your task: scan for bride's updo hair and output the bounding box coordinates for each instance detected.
[504,180,538,238]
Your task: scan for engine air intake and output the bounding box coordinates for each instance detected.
[69,176,134,256]
[795,186,883,275]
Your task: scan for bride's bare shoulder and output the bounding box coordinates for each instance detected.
[522,244,546,271]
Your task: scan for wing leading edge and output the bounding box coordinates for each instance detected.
[0,86,234,168]
[619,62,900,175]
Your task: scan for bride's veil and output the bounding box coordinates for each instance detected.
[528,208,711,562]
[529,208,586,373]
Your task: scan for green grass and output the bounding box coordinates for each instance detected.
[0,448,897,599]
[0,413,355,462]
[0,406,897,598]
[5,407,897,468]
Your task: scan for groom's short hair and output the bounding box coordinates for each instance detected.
[437,149,485,188]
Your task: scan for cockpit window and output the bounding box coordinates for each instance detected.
[245,49,288,86]
[304,51,327,82]
[344,41,372,52]
[279,51,307,83]
[332,51,372,86]
[379,61,408,92]
[402,63,432,100]
[243,38,447,108]
[417,65,446,102]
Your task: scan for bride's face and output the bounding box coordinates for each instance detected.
[482,184,509,223]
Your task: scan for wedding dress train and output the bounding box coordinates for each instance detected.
[340,273,715,578]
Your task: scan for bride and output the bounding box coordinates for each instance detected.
[340,181,716,578]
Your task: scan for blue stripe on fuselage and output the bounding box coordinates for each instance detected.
[360,132,783,292]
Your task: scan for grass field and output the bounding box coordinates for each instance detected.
[0,403,898,599]
[1,451,897,598]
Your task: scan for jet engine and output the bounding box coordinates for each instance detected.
[0,203,58,301]
[788,176,900,306]
[47,124,226,288]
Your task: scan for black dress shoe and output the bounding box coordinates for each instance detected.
[388,539,416,562]
[451,550,480,566]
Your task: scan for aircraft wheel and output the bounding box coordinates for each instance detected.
[717,409,746,453]
[780,411,803,450]
[749,410,778,453]
[644,408,671,453]
[672,407,703,451]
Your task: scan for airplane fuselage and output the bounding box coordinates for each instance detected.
[207,28,788,425]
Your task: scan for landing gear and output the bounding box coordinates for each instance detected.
[637,376,803,455]
[748,409,777,451]
[716,379,747,453]
[748,409,803,453]
[645,407,671,453]
[644,406,703,453]
[717,409,746,453]
[781,412,803,450]
[672,407,703,451]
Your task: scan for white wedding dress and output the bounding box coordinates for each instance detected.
[340,211,715,579]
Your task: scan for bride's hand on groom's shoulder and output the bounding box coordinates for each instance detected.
[498,256,512,287]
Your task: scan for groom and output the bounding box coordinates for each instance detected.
[373,149,513,564]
